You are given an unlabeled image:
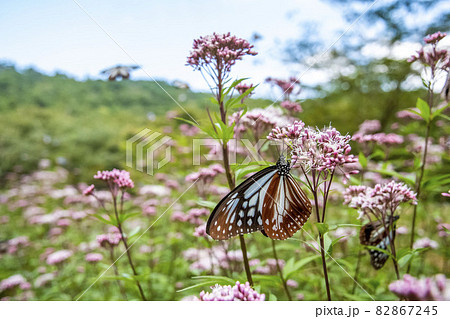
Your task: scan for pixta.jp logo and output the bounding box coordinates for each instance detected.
[126,129,172,175]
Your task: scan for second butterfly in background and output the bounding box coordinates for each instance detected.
[359,215,399,269]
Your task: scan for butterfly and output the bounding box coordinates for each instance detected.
[206,155,312,240]
[359,215,399,269]
[100,65,139,81]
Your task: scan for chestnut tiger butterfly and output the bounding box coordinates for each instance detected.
[206,155,312,240]
[359,215,399,269]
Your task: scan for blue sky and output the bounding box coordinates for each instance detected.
[0,0,350,96]
[1,0,446,98]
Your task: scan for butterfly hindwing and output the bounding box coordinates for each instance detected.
[206,166,277,240]
[262,173,312,240]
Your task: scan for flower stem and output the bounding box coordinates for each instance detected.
[112,194,147,301]
[318,234,332,301]
[216,76,253,286]
[408,86,434,273]
[238,234,254,285]
[271,239,292,300]
[351,250,363,294]
[310,171,331,301]
[109,247,128,300]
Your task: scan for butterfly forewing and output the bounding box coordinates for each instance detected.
[262,174,312,239]
[206,167,277,240]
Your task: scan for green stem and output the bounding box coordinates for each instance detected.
[271,239,292,300]
[311,171,331,301]
[113,194,147,301]
[216,73,253,286]
[351,250,363,294]
[109,247,128,300]
[408,87,434,273]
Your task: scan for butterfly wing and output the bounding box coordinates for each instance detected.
[360,217,398,269]
[206,166,278,240]
[262,173,312,240]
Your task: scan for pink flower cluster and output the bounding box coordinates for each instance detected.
[268,120,305,140]
[7,236,30,254]
[413,237,439,250]
[232,106,289,139]
[252,258,285,275]
[193,224,207,238]
[280,100,302,113]
[235,83,254,96]
[344,181,417,219]
[173,208,210,226]
[85,252,103,263]
[179,124,200,136]
[185,164,225,184]
[437,223,450,237]
[408,32,449,73]
[187,33,257,73]
[396,109,422,121]
[357,120,381,134]
[94,169,134,189]
[83,184,95,196]
[266,76,301,100]
[270,122,357,172]
[46,249,73,265]
[353,132,404,146]
[424,31,447,44]
[199,281,265,301]
[183,247,244,273]
[0,274,31,292]
[389,274,449,301]
[97,231,122,247]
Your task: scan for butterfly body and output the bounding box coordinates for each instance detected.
[359,215,399,269]
[206,156,312,240]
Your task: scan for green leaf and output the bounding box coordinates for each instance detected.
[398,253,413,268]
[192,275,236,285]
[92,213,116,226]
[174,117,200,129]
[430,102,449,120]
[196,200,216,209]
[358,152,367,169]
[324,233,332,254]
[119,212,141,224]
[209,97,219,106]
[223,78,248,97]
[234,165,265,182]
[176,281,217,293]
[315,223,329,236]
[284,255,321,279]
[438,113,450,121]
[176,275,237,293]
[127,226,141,242]
[416,98,431,122]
